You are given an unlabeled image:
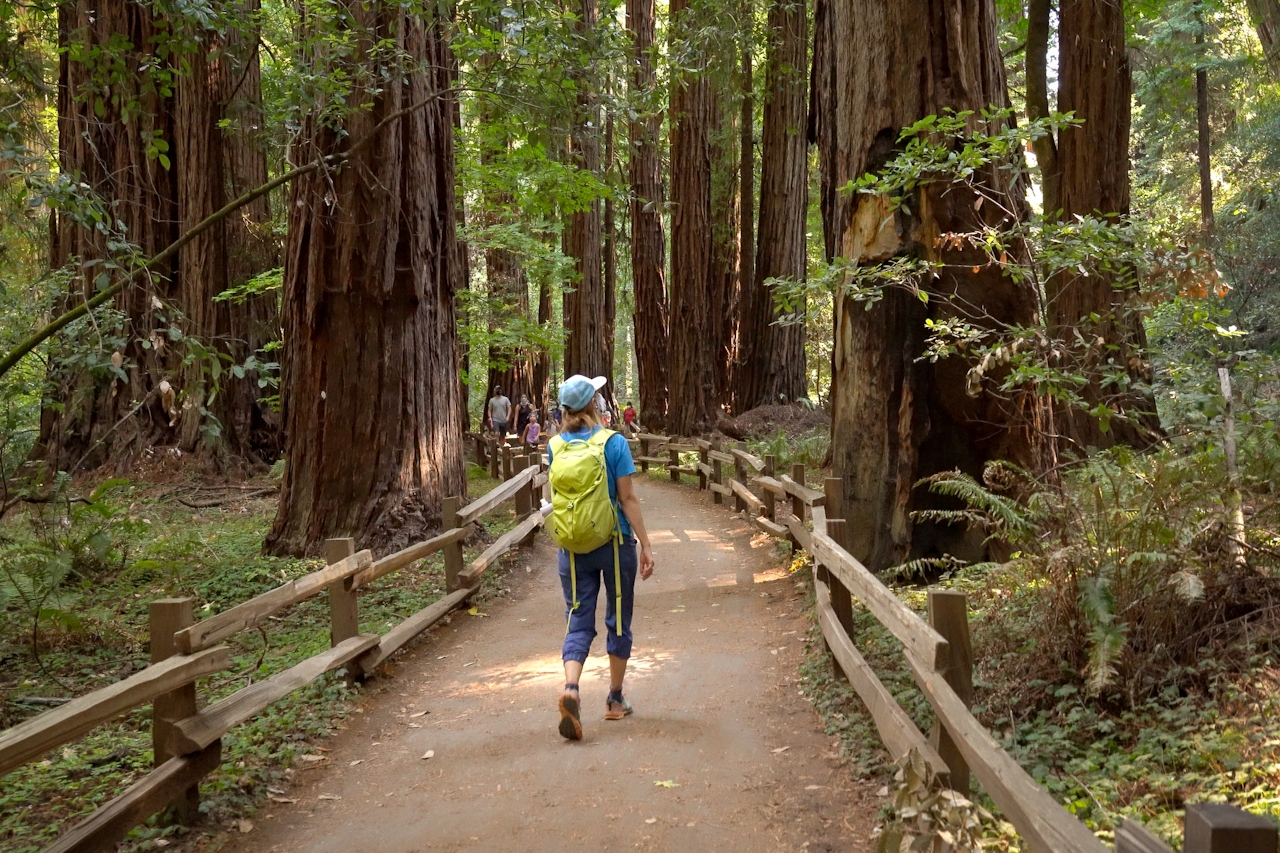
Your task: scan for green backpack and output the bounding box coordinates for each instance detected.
[547,428,624,634]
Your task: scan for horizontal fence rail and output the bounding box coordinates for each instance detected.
[3,441,550,853]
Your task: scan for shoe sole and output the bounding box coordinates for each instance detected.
[558,693,582,740]
[604,704,632,721]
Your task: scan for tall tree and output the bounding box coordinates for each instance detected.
[737,35,756,408]
[563,0,609,380]
[1246,0,1280,76]
[709,91,740,409]
[603,106,618,393]
[812,0,1041,572]
[737,0,808,411]
[667,0,717,435]
[626,0,669,427]
[482,136,534,407]
[1195,3,1214,240]
[265,4,464,556]
[1052,0,1159,449]
[41,0,277,472]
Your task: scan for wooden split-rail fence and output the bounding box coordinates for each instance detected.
[0,451,550,853]
[632,432,1278,853]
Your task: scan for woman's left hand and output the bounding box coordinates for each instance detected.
[638,543,654,580]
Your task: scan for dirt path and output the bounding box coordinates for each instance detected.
[222,479,879,852]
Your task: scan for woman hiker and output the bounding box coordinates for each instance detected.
[546,374,655,741]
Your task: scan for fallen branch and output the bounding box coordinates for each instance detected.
[174,488,277,508]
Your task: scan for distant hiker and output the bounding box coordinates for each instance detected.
[550,405,563,433]
[523,412,541,449]
[488,387,512,438]
[516,394,533,439]
[595,392,612,427]
[546,374,654,741]
[622,401,637,429]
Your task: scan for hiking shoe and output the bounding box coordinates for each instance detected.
[558,690,583,741]
[604,696,633,720]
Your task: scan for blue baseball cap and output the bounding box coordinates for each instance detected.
[559,374,607,412]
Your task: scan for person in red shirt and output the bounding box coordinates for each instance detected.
[622,401,637,429]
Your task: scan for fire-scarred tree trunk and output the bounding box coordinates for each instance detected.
[563,0,609,381]
[812,0,1041,572]
[1052,0,1159,450]
[265,5,464,557]
[626,0,669,428]
[667,0,716,435]
[41,0,278,472]
[737,0,808,411]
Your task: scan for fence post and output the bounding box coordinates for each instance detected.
[639,436,650,473]
[1184,803,1278,853]
[697,442,709,490]
[763,454,777,522]
[823,477,855,647]
[442,496,464,592]
[927,589,974,797]
[711,438,724,505]
[790,463,806,521]
[733,443,748,512]
[488,436,500,479]
[326,537,359,644]
[501,444,513,480]
[669,444,680,483]
[150,597,201,823]
[513,454,532,518]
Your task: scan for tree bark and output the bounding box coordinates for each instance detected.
[1053,0,1159,449]
[738,0,809,411]
[41,0,277,473]
[1025,0,1061,216]
[603,106,618,394]
[812,0,1043,572]
[709,90,740,410]
[667,0,717,435]
[1246,0,1280,78]
[563,0,609,381]
[626,0,669,428]
[736,37,756,411]
[265,4,464,557]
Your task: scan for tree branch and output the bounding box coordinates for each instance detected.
[0,89,453,382]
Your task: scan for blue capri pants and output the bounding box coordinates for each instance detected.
[558,537,637,663]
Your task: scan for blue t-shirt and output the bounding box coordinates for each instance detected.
[547,427,637,538]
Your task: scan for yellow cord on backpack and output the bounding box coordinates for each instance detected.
[566,551,579,637]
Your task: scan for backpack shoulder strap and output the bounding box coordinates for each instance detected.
[548,434,569,455]
[588,428,617,447]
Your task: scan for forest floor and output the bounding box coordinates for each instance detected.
[207,478,880,853]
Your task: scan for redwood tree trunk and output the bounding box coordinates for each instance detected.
[1053,0,1159,450]
[813,0,1041,572]
[667,0,716,435]
[738,0,808,411]
[265,6,464,557]
[736,38,756,412]
[563,0,609,381]
[626,0,669,428]
[603,107,618,393]
[1247,0,1280,77]
[709,90,740,411]
[41,0,277,472]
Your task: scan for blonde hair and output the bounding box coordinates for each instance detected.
[562,404,600,433]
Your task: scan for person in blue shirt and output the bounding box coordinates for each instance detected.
[548,374,655,740]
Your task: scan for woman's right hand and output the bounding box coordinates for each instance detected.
[638,543,654,580]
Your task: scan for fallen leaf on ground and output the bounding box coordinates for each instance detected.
[654,780,680,788]
[805,785,823,790]
[238,819,254,833]
[422,750,435,759]
[645,818,657,824]
[349,759,363,766]
[409,710,429,718]
[771,746,790,754]
[318,794,341,801]
[268,795,297,804]
[298,754,326,762]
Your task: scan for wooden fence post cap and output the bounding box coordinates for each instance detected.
[149,597,195,608]
[1185,803,1277,853]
